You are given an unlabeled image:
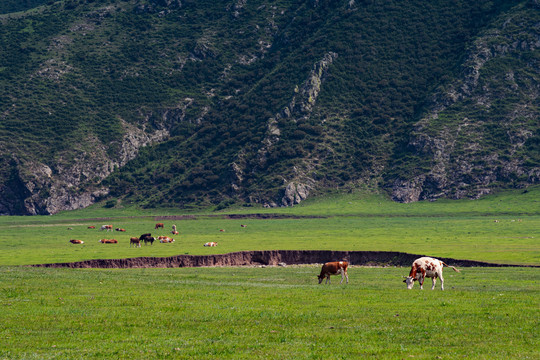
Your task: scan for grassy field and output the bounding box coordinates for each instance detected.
[0,187,538,266]
[1,266,538,359]
[0,188,539,358]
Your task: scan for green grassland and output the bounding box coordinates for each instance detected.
[1,266,538,359]
[0,188,539,359]
[0,187,538,266]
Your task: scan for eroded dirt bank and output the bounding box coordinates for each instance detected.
[31,250,536,269]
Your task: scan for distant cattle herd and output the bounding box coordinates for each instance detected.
[69,222,250,249]
[69,223,461,288]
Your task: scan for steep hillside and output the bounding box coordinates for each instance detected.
[0,0,537,214]
[0,0,50,14]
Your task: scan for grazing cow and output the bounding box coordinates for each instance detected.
[155,223,164,230]
[403,257,460,290]
[158,236,175,243]
[115,228,126,232]
[69,239,84,244]
[87,226,96,229]
[130,237,141,248]
[139,233,155,246]
[100,225,113,231]
[99,239,118,244]
[240,224,247,228]
[318,261,349,284]
[219,229,225,232]
[204,242,218,247]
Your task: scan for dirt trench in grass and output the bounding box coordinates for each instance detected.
[31,250,537,269]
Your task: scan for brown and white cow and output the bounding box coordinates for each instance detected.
[171,231,179,235]
[318,261,349,284]
[204,242,218,247]
[130,237,141,248]
[115,228,126,232]
[100,225,113,231]
[158,236,175,243]
[403,257,460,290]
[155,223,164,229]
[87,226,96,229]
[99,239,118,244]
[69,239,84,244]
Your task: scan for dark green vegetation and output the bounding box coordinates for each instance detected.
[0,0,538,215]
[1,266,538,359]
[0,0,50,14]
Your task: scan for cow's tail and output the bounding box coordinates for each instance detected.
[442,262,460,273]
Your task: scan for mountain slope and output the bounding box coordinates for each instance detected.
[389,1,540,202]
[0,0,537,214]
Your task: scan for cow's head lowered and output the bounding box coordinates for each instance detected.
[403,276,416,289]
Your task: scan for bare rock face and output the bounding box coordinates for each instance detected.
[282,182,310,206]
[391,177,424,203]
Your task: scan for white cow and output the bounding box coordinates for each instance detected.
[403,257,460,290]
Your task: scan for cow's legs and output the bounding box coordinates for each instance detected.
[419,276,424,290]
[326,275,331,284]
[440,274,444,290]
[340,269,344,284]
[431,277,436,290]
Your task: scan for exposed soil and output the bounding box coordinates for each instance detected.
[31,250,538,269]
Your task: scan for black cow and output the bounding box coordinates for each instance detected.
[139,233,155,246]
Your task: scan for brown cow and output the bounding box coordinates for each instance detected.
[318,261,349,284]
[99,239,118,244]
[115,228,126,232]
[69,239,84,244]
[155,223,164,229]
[171,230,179,235]
[87,226,96,229]
[240,224,247,228]
[130,237,141,248]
